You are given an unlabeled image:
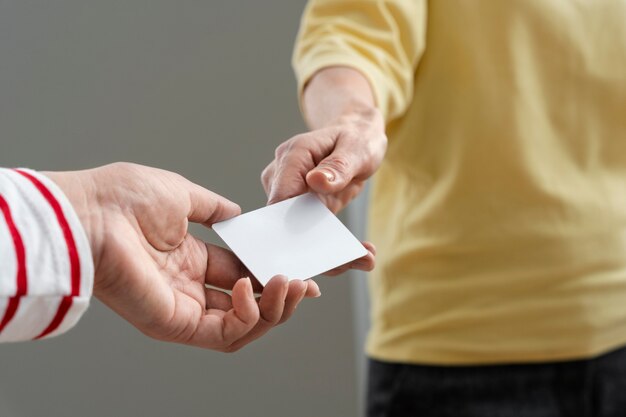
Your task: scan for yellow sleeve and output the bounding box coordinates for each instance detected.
[293,0,427,122]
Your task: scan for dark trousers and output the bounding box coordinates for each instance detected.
[367,346,626,417]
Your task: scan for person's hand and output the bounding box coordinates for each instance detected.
[262,67,384,276]
[262,106,387,214]
[262,114,381,273]
[261,105,383,276]
[45,162,320,352]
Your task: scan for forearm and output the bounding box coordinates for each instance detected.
[302,67,382,131]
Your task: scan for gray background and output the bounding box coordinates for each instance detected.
[0,1,370,416]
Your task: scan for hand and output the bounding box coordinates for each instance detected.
[46,162,320,352]
[262,115,381,273]
[324,241,376,276]
[262,107,387,214]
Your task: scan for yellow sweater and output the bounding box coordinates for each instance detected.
[294,0,626,365]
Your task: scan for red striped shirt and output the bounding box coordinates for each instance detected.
[0,194,28,333]
[14,169,81,339]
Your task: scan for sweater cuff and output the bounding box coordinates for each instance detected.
[0,168,94,342]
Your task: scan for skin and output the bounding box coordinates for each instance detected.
[263,67,386,213]
[45,162,373,352]
[262,67,386,272]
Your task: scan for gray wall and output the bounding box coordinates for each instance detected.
[0,1,367,416]
[347,190,371,417]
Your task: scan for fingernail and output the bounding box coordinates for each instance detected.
[311,282,322,298]
[317,169,335,183]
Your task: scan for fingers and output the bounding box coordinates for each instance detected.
[305,139,372,195]
[260,162,276,196]
[306,153,356,195]
[265,157,311,206]
[364,241,377,256]
[304,279,322,298]
[218,277,259,343]
[257,275,290,324]
[324,242,376,276]
[220,276,305,352]
[191,232,355,351]
[188,277,258,350]
[264,133,336,205]
[204,243,264,292]
[185,180,241,226]
[205,287,234,311]
[184,274,323,351]
[264,128,384,208]
[277,279,308,324]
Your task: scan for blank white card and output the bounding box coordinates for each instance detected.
[212,193,367,286]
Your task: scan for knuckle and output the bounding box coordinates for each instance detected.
[321,155,351,175]
[276,139,311,163]
[291,133,311,147]
[260,312,281,326]
[274,145,286,159]
[281,138,308,156]
[106,161,142,178]
[275,139,294,158]
[108,161,135,171]
[291,133,309,144]
[368,137,387,161]
[260,165,273,184]
[291,137,315,153]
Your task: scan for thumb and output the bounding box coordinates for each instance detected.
[187,182,241,226]
[306,151,358,194]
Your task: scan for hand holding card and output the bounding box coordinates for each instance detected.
[213,193,374,286]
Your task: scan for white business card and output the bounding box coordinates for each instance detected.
[213,193,367,286]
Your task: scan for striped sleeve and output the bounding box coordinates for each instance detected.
[0,168,94,342]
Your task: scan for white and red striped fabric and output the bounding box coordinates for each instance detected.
[0,168,93,342]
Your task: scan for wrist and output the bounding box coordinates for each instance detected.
[329,102,384,133]
[43,169,102,273]
[307,99,384,133]
[302,67,382,132]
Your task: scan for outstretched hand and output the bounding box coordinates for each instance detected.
[261,68,384,275]
[262,68,388,214]
[47,162,320,352]
[262,113,387,214]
